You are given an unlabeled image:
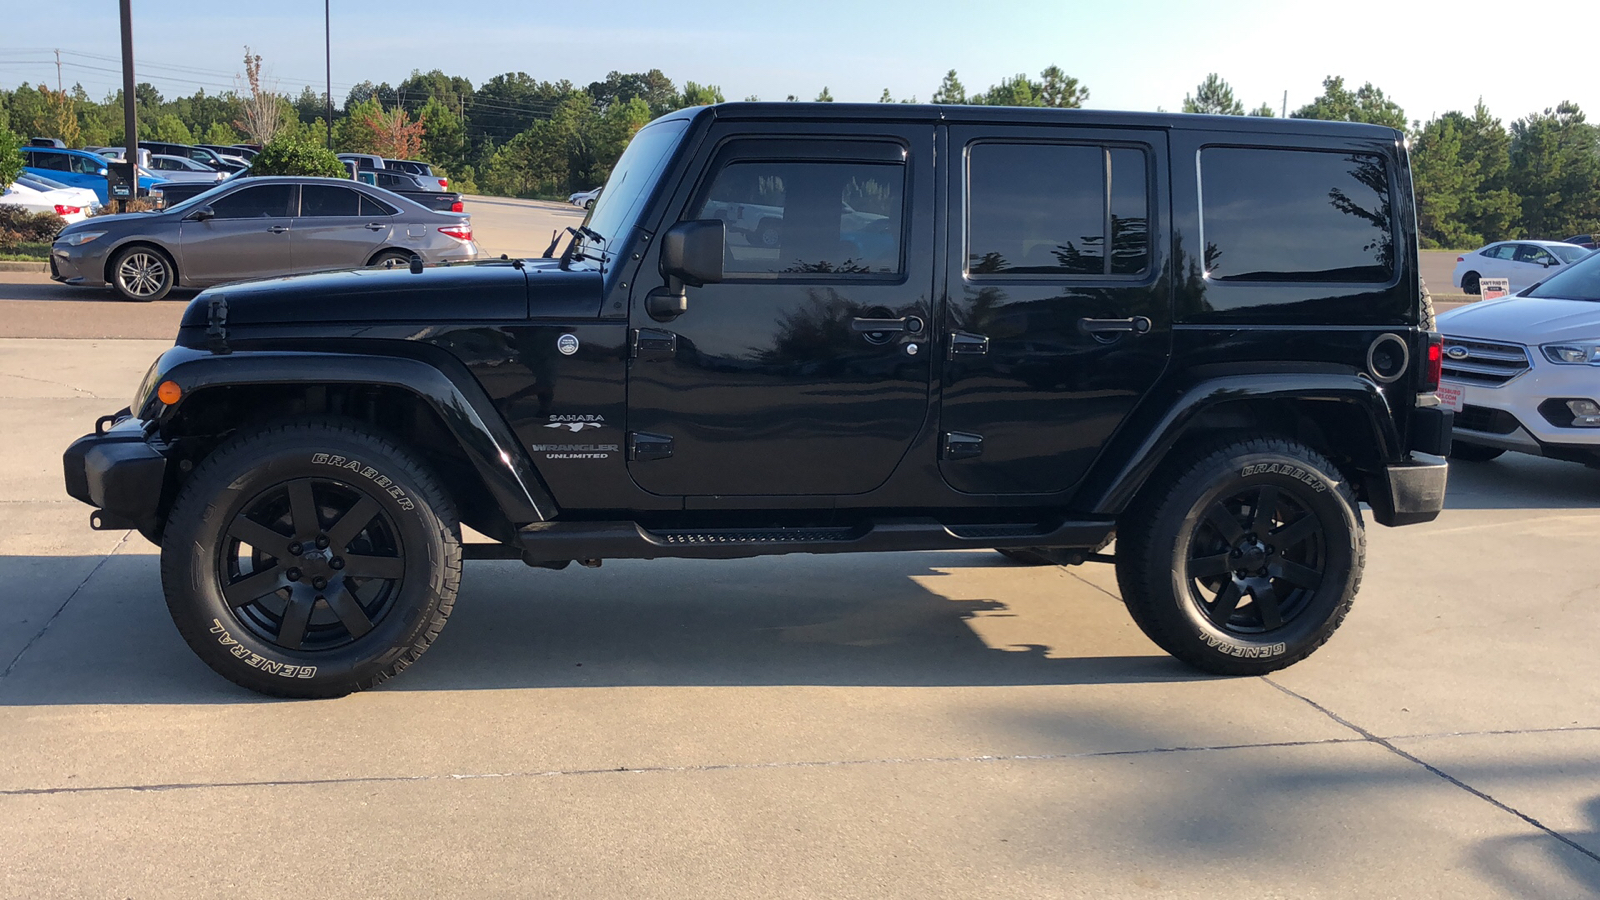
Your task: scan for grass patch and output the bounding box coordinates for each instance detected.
[0,241,50,260]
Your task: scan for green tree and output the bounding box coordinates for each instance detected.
[586,69,676,116]
[931,70,966,104]
[1183,73,1245,115]
[249,134,347,177]
[395,69,473,118]
[147,112,194,144]
[970,74,1037,107]
[815,87,834,102]
[678,82,725,107]
[0,121,23,188]
[39,86,81,147]
[292,86,329,125]
[1411,114,1475,247]
[1036,66,1087,108]
[878,89,893,103]
[203,121,241,145]
[1248,103,1275,117]
[1508,101,1600,238]
[1291,76,1407,131]
[419,95,466,174]
[6,83,46,136]
[1452,102,1520,240]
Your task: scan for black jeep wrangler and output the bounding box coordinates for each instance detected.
[64,104,1451,698]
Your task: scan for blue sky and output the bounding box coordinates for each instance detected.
[1,0,1593,126]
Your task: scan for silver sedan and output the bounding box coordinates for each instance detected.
[50,176,480,301]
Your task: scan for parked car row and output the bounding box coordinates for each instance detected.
[337,154,448,191]
[2,172,103,224]
[48,176,479,301]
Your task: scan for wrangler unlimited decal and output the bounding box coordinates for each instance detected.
[210,620,317,678]
[310,453,416,510]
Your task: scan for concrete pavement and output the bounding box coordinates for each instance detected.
[1,338,1598,898]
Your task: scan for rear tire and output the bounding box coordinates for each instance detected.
[110,245,174,301]
[1462,271,1481,295]
[1115,436,1364,676]
[160,419,461,698]
[1419,277,1436,331]
[1451,441,1505,462]
[369,250,419,269]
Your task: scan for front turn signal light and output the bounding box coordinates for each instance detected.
[157,380,182,405]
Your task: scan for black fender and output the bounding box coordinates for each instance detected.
[140,345,556,525]
[1076,372,1400,516]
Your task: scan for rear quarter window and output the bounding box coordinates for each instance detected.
[1200,147,1395,284]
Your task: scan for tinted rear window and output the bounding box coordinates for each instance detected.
[1201,148,1394,283]
[300,185,362,216]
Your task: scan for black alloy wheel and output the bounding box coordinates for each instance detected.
[1183,483,1325,635]
[221,477,405,652]
[1115,436,1363,676]
[1462,271,1481,295]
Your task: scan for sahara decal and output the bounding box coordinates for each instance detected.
[544,414,606,433]
[310,453,416,510]
[209,620,318,677]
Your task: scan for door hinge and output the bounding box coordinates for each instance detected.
[630,328,677,358]
[628,432,674,461]
[205,295,230,355]
[942,432,983,460]
[948,331,989,358]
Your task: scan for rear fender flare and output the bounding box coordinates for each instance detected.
[1077,372,1399,516]
[145,347,555,525]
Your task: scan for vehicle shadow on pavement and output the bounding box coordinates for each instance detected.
[1471,794,1600,896]
[0,549,1199,705]
[1441,453,1600,510]
[0,281,196,303]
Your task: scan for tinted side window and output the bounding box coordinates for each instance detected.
[1484,244,1516,260]
[300,185,362,217]
[33,152,70,172]
[692,159,905,277]
[1514,244,1554,264]
[69,154,103,174]
[966,143,1149,277]
[360,194,398,217]
[210,185,294,219]
[1201,148,1394,283]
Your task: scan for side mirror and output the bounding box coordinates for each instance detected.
[1546,258,1561,267]
[190,206,216,222]
[660,219,725,288]
[97,168,108,177]
[647,220,725,321]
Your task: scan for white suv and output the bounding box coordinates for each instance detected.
[1437,254,1600,465]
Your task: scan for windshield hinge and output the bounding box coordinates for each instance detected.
[206,295,231,355]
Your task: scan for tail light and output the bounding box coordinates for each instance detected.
[1420,332,1443,392]
[438,178,449,189]
[450,201,463,212]
[1456,256,1464,262]
[438,223,473,242]
[54,204,81,216]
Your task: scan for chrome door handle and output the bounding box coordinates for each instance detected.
[850,316,924,335]
[266,225,288,234]
[1078,316,1152,335]
[364,223,385,231]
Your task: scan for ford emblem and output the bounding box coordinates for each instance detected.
[1444,346,1470,360]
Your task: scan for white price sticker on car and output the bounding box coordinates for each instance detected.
[1437,383,1464,413]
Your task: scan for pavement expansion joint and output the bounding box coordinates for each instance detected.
[1263,676,1600,869]
[0,371,104,398]
[0,530,128,680]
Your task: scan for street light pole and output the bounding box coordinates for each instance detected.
[119,0,137,212]
[325,0,334,149]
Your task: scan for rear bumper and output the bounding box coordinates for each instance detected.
[1366,453,1449,527]
[62,414,169,538]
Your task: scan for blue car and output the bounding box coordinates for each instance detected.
[21,147,158,203]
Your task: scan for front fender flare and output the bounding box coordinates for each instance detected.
[142,346,555,524]
[1077,372,1399,516]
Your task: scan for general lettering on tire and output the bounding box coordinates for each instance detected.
[209,620,317,678]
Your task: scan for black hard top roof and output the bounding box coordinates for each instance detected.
[659,102,1401,141]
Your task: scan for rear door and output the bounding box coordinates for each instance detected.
[938,126,1171,494]
[291,184,392,273]
[177,183,296,284]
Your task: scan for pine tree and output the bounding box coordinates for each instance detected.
[1183,74,1244,116]
[931,70,966,105]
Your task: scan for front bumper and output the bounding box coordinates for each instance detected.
[50,240,109,286]
[1444,364,1600,463]
[62,413,170,539]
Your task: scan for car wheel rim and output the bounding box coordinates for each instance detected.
[117,252,166,297]
[1183,482,1326,635]
[217,477,406,651]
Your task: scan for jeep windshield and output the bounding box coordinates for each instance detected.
[1525,247,1600,301]
[578,119,689,264]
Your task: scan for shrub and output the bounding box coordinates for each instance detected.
[0,204,67,247]
[248,135,348,178]
[0,123,22,189]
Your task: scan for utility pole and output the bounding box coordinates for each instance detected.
[1282,90,1287,119]
[54,49,62,93]
[325,0,334,149]
[119,0,137,212]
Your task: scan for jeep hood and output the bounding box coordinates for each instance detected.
[181,259,603,327]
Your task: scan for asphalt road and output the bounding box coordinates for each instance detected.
[3,338,1599,898]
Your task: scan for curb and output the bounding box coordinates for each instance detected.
[0,261,48,273]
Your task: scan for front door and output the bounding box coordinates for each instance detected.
[938,127,1172,495]
[291,184,392,273]
[178,183,296,285]
[626,128,935,497]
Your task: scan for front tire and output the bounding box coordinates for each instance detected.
[110,245,174,301]
[1115,436,1364,676]
[160,419,461,698]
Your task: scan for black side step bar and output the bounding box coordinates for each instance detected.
[510,517,1115,562]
